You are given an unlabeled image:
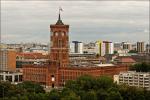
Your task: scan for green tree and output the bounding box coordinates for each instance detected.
[107,91,123,100]
[61,88,80,100]
[96,89,108,100]
[65,80,79,92]
[130,62,150,72]
[128,50,137,53]
[0,81,24,98]
[48,89,60,100]
[96,76,113,90]
[76,75,96,91]
[82,90,97,100]
[17,81,45,93]
[144,90,150,100]
[114,51,118,54]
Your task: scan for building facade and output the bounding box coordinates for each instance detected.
[137,42,144,53]
[122,42,132,51]
[114,71,150,90]
[0,72,22,84]
[71,41,83,54]
[146,44,150,54]
[95,40,113,56]
[0,49,16,72]
[23,11,128,88]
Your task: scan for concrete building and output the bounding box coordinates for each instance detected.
[0,49,16,72]
[114,71,150,90]
[0,72,22,84]
[83,42,96,54]
[117,49,129,56]
[114,42,122,51]
[146,44,150,54]
[95,40,113,56]
[122,42,132,51]
[137,42,144,53]
[131,44,137,51]
[71,41,83,54]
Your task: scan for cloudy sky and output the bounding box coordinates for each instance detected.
[1,1,149,44]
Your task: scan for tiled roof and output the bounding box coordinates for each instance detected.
[117,56,136,63]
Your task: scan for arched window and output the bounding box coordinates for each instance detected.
[55,32,58,36]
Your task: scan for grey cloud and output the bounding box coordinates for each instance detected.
[1,1,149,43]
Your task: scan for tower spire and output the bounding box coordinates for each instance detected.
[56,7,64,25]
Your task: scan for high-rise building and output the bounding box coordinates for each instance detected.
[96,41,113,56]
[146,44,150,54]
[0,49,16,72]
[71,41,83,54]
[114,42,122,51]
[137,42,144,53]
[131,44,137,51]
[122,42,132,50]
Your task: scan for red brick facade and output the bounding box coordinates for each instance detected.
[50,24,69,68]
[23,13,129,88]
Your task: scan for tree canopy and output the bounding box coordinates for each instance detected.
[0,75,149,100]
[129,62,150,72]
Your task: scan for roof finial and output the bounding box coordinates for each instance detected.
[56,7,64,25]
[59,7,63,20]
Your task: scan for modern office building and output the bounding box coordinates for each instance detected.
[95,40,113,56]
[0,49,16,72]
[71,41,83,54]
[83,42,96,54]
[114,42,122,51]
[122,42,132,51]
[137,42,144,53]
[146,44,150,54]
[114,71,150,90]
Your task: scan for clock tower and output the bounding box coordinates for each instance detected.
[50,11,69,68]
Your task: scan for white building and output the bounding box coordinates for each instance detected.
[122,42,132,51]
[117,49,129,56]
[95,40,114,56]
[114,71,150,90]
[70,41,83,54]
[0,72,23,84]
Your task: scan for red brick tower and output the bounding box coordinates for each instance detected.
[50,11,69,68]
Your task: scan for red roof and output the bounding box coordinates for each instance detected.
[16,52,48,59]
[116,56,136,63]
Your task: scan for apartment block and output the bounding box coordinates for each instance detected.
[0,49,16,72]
[114,71,150,90]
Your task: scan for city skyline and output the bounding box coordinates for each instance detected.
[1,1,149,44]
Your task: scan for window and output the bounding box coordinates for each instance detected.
[55,32,58,36]
[62,32,65,36]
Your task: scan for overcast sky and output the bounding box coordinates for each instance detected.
[1,1,149,44]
